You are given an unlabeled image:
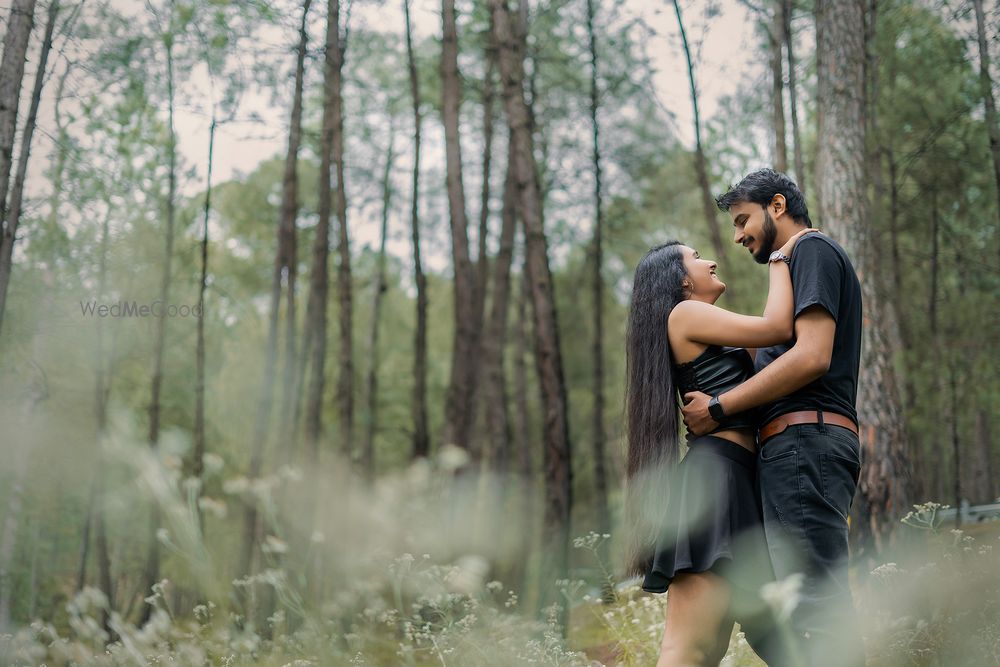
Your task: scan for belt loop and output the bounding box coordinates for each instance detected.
[817,409,826,431]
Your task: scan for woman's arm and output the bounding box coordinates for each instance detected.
[670,229,818,349]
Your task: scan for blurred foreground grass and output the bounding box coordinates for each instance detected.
[0,422,997,666]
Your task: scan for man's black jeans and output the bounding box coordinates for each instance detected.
[755,422,864,666]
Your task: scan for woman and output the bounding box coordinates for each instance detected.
[624,228,816,666]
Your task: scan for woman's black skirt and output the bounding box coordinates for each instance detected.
[641,434,772,595]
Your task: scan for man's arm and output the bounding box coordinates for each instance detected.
[681,306,836,434]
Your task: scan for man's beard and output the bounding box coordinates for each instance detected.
[752,209,779,264]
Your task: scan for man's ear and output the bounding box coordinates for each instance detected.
[770,193,787,218]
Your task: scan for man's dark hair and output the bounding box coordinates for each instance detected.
[715,168,812,227]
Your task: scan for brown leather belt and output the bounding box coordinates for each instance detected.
[759,410,859,444]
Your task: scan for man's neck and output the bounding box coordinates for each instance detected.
[772,220,808,252]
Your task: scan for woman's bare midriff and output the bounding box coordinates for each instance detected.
[706,428,756,453]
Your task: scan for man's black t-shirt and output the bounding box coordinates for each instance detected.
[754,234,862,426]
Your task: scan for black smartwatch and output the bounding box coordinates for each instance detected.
[708,394,727,422]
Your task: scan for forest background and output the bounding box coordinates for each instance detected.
[0,0,997,664]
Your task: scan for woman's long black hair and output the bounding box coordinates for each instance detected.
[623,241,689,578]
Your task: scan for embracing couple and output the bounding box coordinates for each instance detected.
[624,169,865,667]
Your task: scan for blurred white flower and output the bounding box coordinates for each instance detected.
[261,535,288,554]
[198,496,228,519]
[437,444,469,472]
[445,554,489,595]
[223,476,249,495]
[203,452,224,475]
[760,572,803,621]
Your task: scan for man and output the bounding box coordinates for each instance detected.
[682,168,864,666]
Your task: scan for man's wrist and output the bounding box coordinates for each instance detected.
[708,394,727,422]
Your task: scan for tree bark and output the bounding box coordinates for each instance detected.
[240,0,312,608]
[784,0,806,195]
[404,0,429,461]
[470,34,497,460]
[362,130,394,482]
[441,0,480,451]
[672,0,729,276]
[769,0,787,172]
[491,0,573,630]
[482,145,517,472]
[140,14,178,624]
[816,0,909,553]
[78,202,115,636]
[332,0,353,466]
[191,116,215,534]
[973,0,1000,233]
[280,0,312,468]
[0,0,41,336]
[585,0,612,601]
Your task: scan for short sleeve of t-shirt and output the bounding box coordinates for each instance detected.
[790,237,843,322]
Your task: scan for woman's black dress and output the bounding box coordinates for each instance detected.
[641,346,773,597]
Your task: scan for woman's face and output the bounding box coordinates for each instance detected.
[681,245,726,302]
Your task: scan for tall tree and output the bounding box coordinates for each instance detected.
[361,129,395,482]
[585,0,611,600]
[482,145,517,471]
[331,0,353,465]
[470,30,497,459]
[816,0,909,553]
[769,0,787,172]
[80,202,114,636]
[784,0,806,195]
[240,0,312,600]
[140,3,179,623]
[403,0,429,460]
[191,111,216,533]
[491,0,573,630]
[440,0,480,451]
[671,0,729,277]
[0,0,39,337]
[973,0,1000,231]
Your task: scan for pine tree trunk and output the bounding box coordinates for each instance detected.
[404,0,429,461]
[482,147,516,473]
[973,0,1000,234]
[241,1,311,617]
[491,0,572,631]
[441,0,480,451]
[0,0,42,336]
[89,203,114,636]
[362,131,394,482]
[332,0,353,465]
[816,0,909,553]
[140,17,178,624]
[470,38,497,462]
[769,0,787,172]
[784,0,806,195]
[0,313,49,628]
[585,0,612,601]
[192,116,215,532]
[280,0,311,460]
[672,0,729,276]
[0,0,37,318]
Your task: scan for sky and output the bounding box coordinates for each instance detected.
[17,0,766,273]
[167,0,760,188]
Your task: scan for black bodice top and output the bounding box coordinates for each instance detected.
[675,345,757,433]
